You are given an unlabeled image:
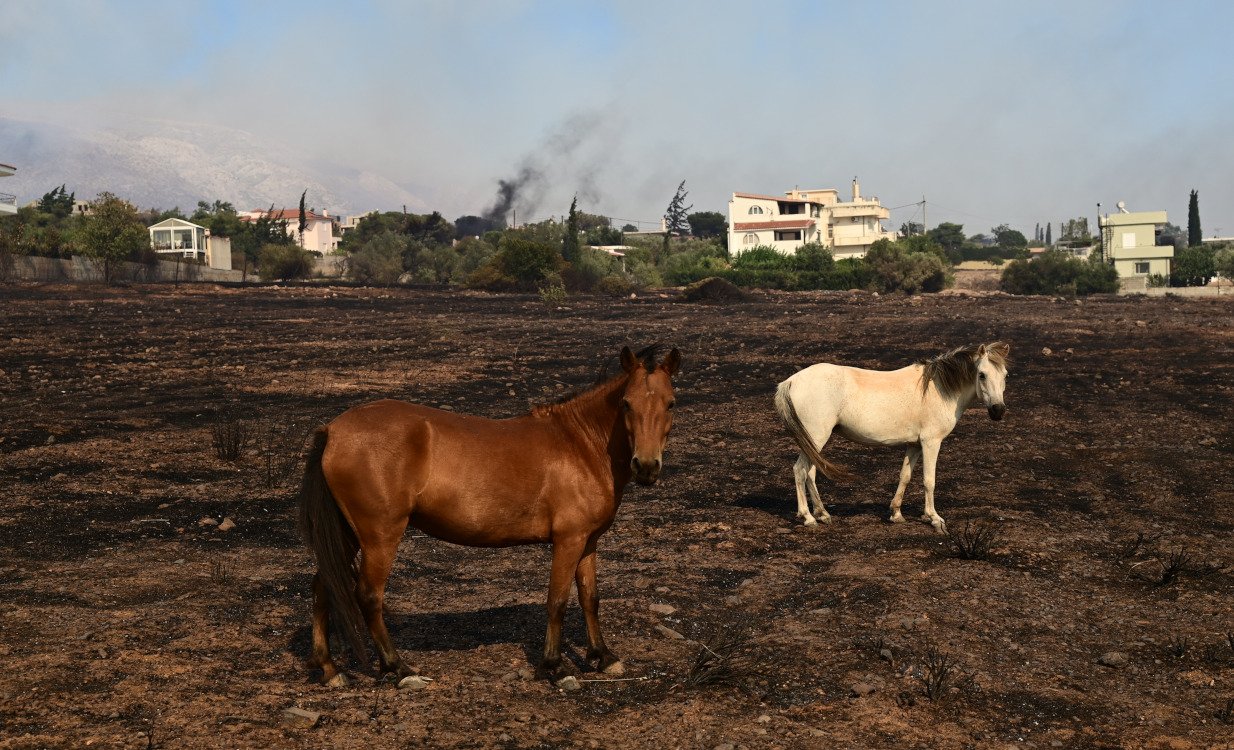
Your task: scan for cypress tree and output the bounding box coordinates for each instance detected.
[1187,190,1201,247]
[1045,222,1052,246]
[562,195,581,263]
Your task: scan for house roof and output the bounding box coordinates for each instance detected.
[733,191,809,203]
[149,217,206,230]
[733,219,816,231]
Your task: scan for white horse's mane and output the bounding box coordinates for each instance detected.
[917,342,1009,399]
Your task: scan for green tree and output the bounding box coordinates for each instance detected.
[37,185,75,218]
[76,193,149,284]
[1170,245,1214,287]
[899,221,923,237]
[347,233,406,285]
[687,211,726,239]
[999,250,1119,296]
[1187,189,1201,247]
[664,180,692,237]
[864,238,951,293]
[298,189,308,245]
[926,222,965,253]
[992,224,1028,250]
[1213,245,1234,282]
[1045,222,1051,246]
[562,196,581,264]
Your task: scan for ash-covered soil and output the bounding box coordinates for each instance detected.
[1,283,1232,749]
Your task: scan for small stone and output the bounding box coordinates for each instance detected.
[51,473,67,481]
[217,517,236,531]
[517,668,534,681]
[810,607,832,616]
[654,624,685,640]
[913,616,930,629]
[397,675,430,690]
[282,707,321,728]
[1041,347,1052,356]
[649,603,676,615]
[499,734,512,742]
[850,682,877,697]
[97,648,108,658]
[1098,651,1128,668]
[654,586,670,593]
[755,714,771,724]
[879,648,894,664]
[500,671,518,683]
[900,617,916,630]
[725,596,742,606]
[198,517,218,526]
[556,675,581,691]
[1135,320,1147,327]
[632,576,650,589]
[809,728,826,737]
[44,435,56,445]
[713,744,735,750]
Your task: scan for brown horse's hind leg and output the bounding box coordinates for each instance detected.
[540,536,587,681]
[355,535,413,679]
[575,549,622,674]
[310,574,349,687]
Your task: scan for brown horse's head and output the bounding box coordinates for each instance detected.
[620,346,681,485]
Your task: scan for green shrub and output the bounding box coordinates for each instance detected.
[999,250,1119,295]
[347,235,404,284]
[864,238,952,293]
[465,237,562,291]
[257,243,314,281]
[1170,246,1215,287]
[595,275,633,297]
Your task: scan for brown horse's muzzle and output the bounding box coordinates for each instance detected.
[631,456,662,485]
[988,403,1006,421]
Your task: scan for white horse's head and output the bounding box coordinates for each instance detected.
[975,342,1010,420]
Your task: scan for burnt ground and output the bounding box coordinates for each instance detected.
[0,283,1232,750]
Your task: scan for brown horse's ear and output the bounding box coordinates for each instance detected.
[620,346,639,373]
[659,348,681,376]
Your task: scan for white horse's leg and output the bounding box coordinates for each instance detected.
[805,463,831,523]
[919,440,946,533]
[793,453,819,525]
[889,444,921,523]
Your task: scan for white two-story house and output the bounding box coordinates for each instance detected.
[242,208,339,254]
[0,162,17,215]
[728,178,895,260]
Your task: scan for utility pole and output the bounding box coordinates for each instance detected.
[922,195,927,233]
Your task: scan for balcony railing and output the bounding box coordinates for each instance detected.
[0,192,15,205]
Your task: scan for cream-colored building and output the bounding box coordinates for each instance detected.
[0,162,16,215]
[728,178,895,259]
[1097,204,1171,279]
[243,208,339,253]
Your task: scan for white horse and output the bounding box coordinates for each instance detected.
[774,342,1010,533]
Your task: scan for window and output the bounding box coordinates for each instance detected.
[1122,232,1136,249]
[743,233,758,245]
[1134,262,1150,274]
[152,230,172,249]
[748,206,764,215]
[774,230,802,242]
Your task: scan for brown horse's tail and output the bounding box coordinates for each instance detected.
[774,380,856,481]
[298,427,368,665]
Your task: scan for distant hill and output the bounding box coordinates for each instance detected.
[0,110,437,218]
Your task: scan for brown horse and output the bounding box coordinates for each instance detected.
[298,345,681,686]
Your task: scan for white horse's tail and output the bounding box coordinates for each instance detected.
[775,380,856,482]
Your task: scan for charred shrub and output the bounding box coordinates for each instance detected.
[684,629,759,690]
[210,412,251,462]
[921,646,960,702]
[948,520,999,561]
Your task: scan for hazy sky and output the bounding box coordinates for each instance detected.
[3,0,1232,236]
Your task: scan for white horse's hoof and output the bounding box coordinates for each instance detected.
[889,514,905,524]
[803,516,817,526]
[932,519,947,534]
[816,515,832,524]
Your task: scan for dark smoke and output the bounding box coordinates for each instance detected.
[481,112,606,224]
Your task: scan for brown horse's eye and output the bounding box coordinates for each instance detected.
[667,401,675,410]
[622,399,631,411]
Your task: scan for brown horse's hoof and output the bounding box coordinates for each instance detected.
[601,660,625,676]
[324,672,349,688]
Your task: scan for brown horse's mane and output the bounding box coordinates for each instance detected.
[917,342,1009,399]
[530,343,668,418]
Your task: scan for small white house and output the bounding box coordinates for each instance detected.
[1097,204,1171,279]
[0,162,16,215]
[148,218,231,270]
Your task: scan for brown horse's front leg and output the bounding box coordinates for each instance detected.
[575,550,622,674]
[540,536,586,682]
